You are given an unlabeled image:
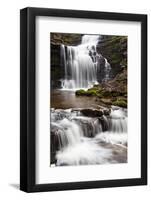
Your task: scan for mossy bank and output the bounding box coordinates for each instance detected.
[75,68,127,108]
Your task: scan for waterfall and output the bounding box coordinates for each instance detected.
[103,58,111,82]
[51,106,127,166]
[61,35,101,90]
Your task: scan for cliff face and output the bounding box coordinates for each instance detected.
[51,33,83,88]
[97,35,127,78]
[51,43,63,88]
[51,33,83,46]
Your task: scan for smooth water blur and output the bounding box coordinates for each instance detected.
[51,106,127,166]
[61,35,106,90]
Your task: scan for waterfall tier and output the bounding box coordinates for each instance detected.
[51,106,127,165]
[60,35,111,90]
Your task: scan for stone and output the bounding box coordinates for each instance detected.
[80,108,103,117]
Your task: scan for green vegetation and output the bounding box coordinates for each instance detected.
[75,87,103,97]
[112,98,127,108]
[75,89,87,96]
[76,87,125,99]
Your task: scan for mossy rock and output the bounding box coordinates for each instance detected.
[75,89,86,96]
[75,88,102,97]
[75,87,125,98]
[101,90,112,97]
[100,90,121,98]
[112,98,127,108]
[87,88,98,96]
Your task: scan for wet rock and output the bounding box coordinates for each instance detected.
[72,108,111,118]
[51,127,60,164]
[51,122,69,164]
[103,108,111,116]
[51,33,83,46]
[51,44,64,89]
[80,109,103,117]
[73,117,101,137]
[51,109,71,121]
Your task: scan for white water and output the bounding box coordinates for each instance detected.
[51,107,127,166]
[61,35,101,90]
[56,138,112,166]
[103,58,111,82]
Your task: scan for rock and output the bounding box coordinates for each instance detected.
[72,107,111,117]
[75,89,86,96]
[100,98,112,105]
[73,118,99,137]
[51,126,60,164]
[97,35,127,70]
[71,108,82,112]
[51,33,82,46]
[80,109,103,117]
[103,108,111,115]
[51,44,64,89]
[51,109,71,121]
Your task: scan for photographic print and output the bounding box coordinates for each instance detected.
[50,33,128,167]
[20,7,147,192]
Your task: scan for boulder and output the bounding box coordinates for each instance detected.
[80,108,104,117]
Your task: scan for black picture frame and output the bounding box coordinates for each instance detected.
[20,7,147,192]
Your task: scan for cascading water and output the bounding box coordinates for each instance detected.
[103,58,111,82]
[61,35,107,90]
[51,34,127,166]
[51,106,127,166]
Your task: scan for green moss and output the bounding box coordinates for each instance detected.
[75,89,86,96]
[101,90,112,97]
[87,88,100,96]
[99,90,122,98]
[111,91,122,97]
[75,87,103,97]
[86,90,97,96]
[112,98,127,108]
[75,87,125,98]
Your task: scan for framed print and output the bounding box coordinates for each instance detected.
[20,7,147,192]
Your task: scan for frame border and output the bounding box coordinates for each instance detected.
[20,7,147,192]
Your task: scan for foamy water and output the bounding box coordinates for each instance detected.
[51,106,127,166]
